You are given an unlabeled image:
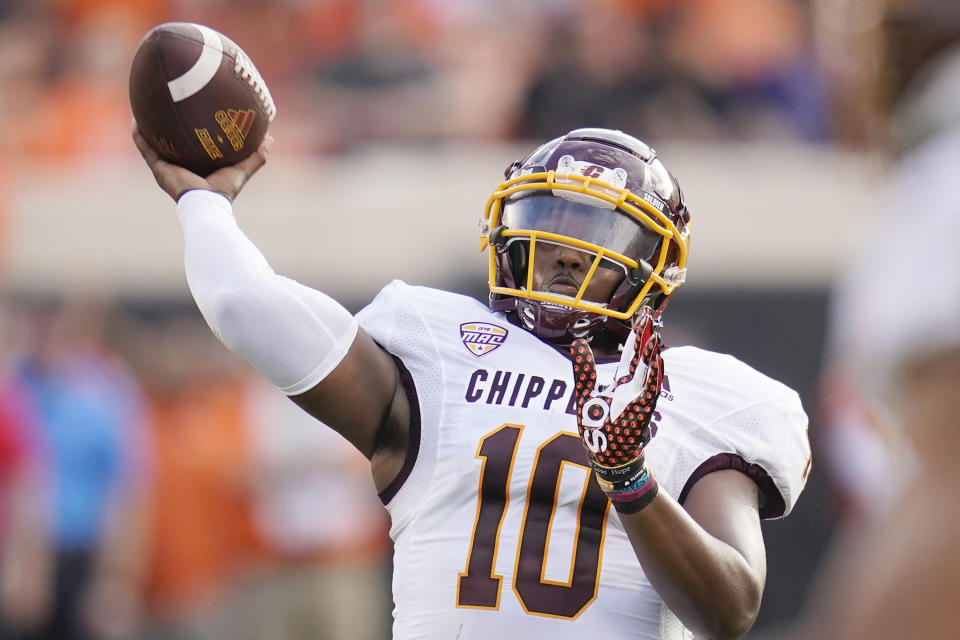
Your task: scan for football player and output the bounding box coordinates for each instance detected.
[133,125,810,640]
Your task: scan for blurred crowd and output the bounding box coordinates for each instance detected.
[4,0,957,638]
[0,0,830,160]
[0,298,391,640]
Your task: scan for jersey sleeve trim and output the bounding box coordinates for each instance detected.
[278,318,358,395]
[677,453,786,519]
[378,356,421,505]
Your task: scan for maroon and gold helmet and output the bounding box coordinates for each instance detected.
[480,128,691,345]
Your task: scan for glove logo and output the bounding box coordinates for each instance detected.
[581,397,609,428]
[583,426,608,454]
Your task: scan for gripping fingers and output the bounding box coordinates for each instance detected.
[640,331,661,368]
[571,338,609,456]
[624,351,662,432]
[203,134,273,202]
[132,123,160,165]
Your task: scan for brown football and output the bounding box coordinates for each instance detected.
[129,22,276,176]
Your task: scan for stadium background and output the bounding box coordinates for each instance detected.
[0,0,886,638]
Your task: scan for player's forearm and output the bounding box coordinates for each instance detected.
[177,190,357,394]
[619,493,763,640]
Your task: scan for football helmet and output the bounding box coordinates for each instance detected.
[480,128,691,344]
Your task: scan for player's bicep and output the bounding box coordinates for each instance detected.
[290,327,408,476]
[683,469,767,583]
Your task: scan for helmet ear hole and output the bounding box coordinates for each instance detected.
[506,240,528,289]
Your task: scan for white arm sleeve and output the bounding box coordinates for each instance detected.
[177,190,358,395]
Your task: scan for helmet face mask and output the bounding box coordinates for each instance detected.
[480,128,691,345]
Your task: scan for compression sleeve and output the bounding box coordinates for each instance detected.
[177,190,358,395]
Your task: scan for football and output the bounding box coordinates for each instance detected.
[129,22,276,176]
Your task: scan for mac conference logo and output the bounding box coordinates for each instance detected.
[460,322,508,357]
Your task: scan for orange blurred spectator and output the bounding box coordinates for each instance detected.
[123,316,264,640]
[122,310,391,640]
[144,380,262,623]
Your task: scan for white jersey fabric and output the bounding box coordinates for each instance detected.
[359,280,810,640]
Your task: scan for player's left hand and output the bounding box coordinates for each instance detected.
[132,120,272,203]
[571,308,663,513]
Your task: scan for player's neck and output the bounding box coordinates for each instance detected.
[544,332,623,363]
[586,332,624,361]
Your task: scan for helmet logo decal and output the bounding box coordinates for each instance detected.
[460,322,509,357]
[554,155,628,209]
[639,191,668,214]
[555,154,627,189]
[581,164,604,179]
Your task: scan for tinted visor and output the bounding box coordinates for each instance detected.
[501,193,661,262]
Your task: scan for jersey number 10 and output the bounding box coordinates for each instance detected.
[456,424,610,620]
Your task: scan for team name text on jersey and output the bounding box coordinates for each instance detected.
[464,368,578,414]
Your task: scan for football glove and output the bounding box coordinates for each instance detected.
[570,308,663,514]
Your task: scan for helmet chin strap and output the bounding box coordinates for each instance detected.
[513,298,606,346]
[602,260,655,340]
[651,292,672,317]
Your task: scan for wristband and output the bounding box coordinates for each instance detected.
[594,454,659,514]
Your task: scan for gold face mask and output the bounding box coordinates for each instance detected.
[481,162,690,322]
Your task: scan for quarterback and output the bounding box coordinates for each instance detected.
[134,126,810,639]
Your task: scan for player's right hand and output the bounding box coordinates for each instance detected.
[132,121,272,203]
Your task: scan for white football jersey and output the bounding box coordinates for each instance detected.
[357,281,810,640]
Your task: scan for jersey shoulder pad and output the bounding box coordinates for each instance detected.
[655,346,810,518]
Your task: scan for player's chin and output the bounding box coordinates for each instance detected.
[548,284,580,298]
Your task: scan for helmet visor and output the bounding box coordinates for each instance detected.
[501,193,661,262]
